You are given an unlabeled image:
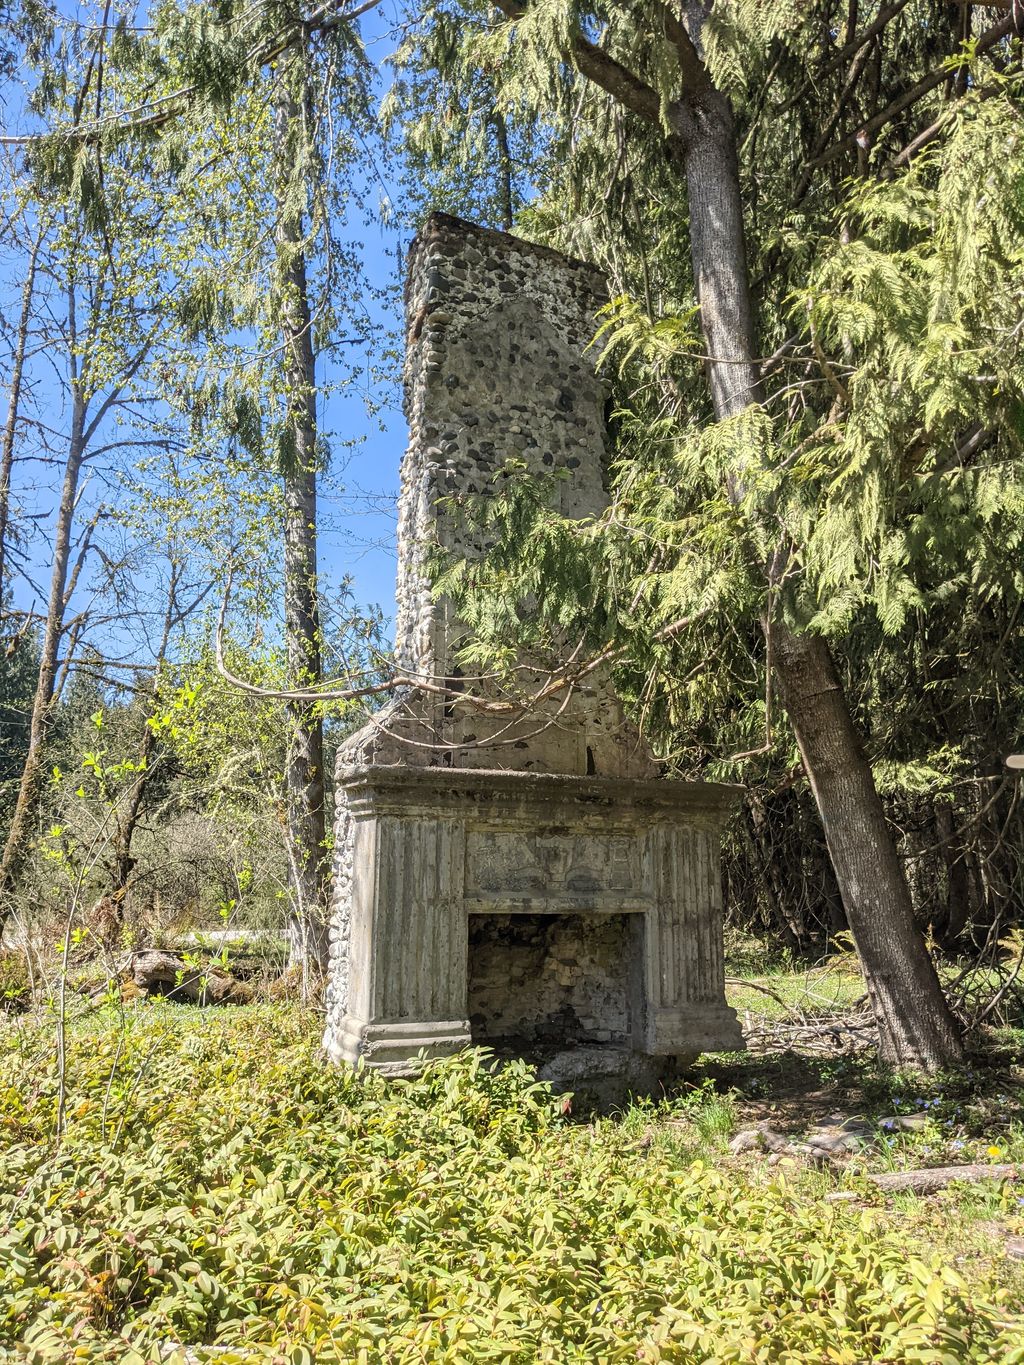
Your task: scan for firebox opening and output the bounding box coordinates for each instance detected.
[467,913,639,1056]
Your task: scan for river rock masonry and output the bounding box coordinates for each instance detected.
[322,213,744,1095]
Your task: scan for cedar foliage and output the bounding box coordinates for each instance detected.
[396,1,1024,954]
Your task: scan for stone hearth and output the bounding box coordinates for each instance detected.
[322,213,744,1092]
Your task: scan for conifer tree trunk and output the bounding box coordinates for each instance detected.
[275,53,330,972]
[666,58,963,1069]
[771,628,964,1068]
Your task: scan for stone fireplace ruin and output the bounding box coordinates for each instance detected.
[322,214,744,1094]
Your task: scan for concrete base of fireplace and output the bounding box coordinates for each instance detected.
[323,766,745,1091]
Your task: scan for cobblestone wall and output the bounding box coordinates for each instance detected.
[467,914,635,1049]
[395,214,610,684]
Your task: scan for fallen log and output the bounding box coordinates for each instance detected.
[849,1164,1020,1196]
[130,950,249,1004]
[132,950,204,1001]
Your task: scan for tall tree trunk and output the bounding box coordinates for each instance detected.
[275,58,329,972]
[0,394,86,920]
[0,227,41,606]
[772,628,963,1068]
[669,69,962,1067]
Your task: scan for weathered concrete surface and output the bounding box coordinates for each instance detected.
[325,767,745,1078]
[324,214,744,1090]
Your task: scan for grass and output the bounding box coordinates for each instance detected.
[2,999,1024,1363]
[704,968,1024,1329]
[724,943,1024,1034]
[725,958,866,1022]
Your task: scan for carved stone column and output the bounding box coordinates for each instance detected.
[331,794,470,1072]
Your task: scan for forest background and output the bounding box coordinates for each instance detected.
[1,0,1022,1064]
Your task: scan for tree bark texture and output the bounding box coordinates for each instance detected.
[275,66,330,971]
[0,228,41,606]
[0,395,86,915]
[668,89,760,422]
[772,626,964,1068]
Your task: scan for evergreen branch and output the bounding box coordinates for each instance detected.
[0,0,383,147]
[817,0,915,77]
[649,0,707,90]
[490,0,665,126]
[806,302,849,408]
[890,80,1005,166]
[777,0,914,114]
[931,424,998,476]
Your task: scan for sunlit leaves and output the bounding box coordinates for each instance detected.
[2,1007,1021,1362]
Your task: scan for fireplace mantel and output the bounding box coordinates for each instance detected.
[324,763,744,1080]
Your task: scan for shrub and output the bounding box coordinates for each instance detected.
[1,1005,1021,1363]
[0,952,29,1014]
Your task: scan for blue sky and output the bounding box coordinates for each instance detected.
[316,217,405,633]
[314,1,411,632]
[0,1,446,666]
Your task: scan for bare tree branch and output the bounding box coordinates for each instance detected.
[810,14,1016,169]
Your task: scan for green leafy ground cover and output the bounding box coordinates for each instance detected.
[2,1005,1023,1364]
